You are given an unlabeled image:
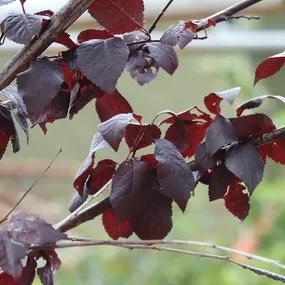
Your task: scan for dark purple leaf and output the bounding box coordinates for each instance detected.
[225,143,264,195]
[195,143,216,171]
[0,230,26,278]
[131,190,173,240]
[98,113,133,151]
[205,115,238,156]
[155,139,195,211]
[8,212,66,245]
[1,86,29,143]
[237,95,285,116]
[2,14,42,45]
[178,28,196,49]
[37,265,53,285]
[17,58,64,128]
[208,164,236,201]
[76,37,129,93]
[160,23,185,47]
[0,104,20,158]
[110,159,155,221]
[147,43,178,75]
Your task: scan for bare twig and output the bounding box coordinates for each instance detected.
[62,238,285,270]
[0,148,62,224]
[32,239,285,283]
[148,0,175,33]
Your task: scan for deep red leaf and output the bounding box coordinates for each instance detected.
[88,0,144,34]
[55,32,77,49]
[261,137,285,164]
[140,154,158,168]
[165,119,188,153]
[0,273,19,285]
[73,133,110,193]
[204,93,222,114]
[230,113,276,140]
[182,122,208,158]
[204,87,240,115]
[69,77,97,119]
[34,10,54,17]
[255,51,285,85]
[224,182,250,221]
[87,159,117,195]
[96,89,133,122]
[77,29,112,43]
[125,124,161,150]
[102,209,133,240]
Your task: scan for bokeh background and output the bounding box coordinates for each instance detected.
[1,0,285,284]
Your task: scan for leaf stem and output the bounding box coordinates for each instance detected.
[0,148,62,224]
[148,0,175,33]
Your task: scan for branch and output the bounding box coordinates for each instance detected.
[0,148,62,224]
[32,239,285,283]
[55,124,285,233]
[0,0,264,91]
[0,0,95,90]
[148,0,175,33]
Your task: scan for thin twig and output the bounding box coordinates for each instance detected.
[0,148,62,224]
[62,238,285,270]
[148,0,175,33]
[32,240,285,283]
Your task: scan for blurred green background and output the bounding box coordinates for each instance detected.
[1,2,285,285]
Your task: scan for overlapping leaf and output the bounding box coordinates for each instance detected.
[2,14,42,45]
[155,139,195,211]
[205,115,238,156]
[17,58,64,131]
[237,95,285,116]
[73,132,110,193]
[204,87,241,115]
[224,182,250,221]
[146,43,178,75]
[225,143,264,195]
[76,37,129,93]
[96,89,133,122]
[102,209,133,240]
[98,113,134,151]
[88,0,144,34]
